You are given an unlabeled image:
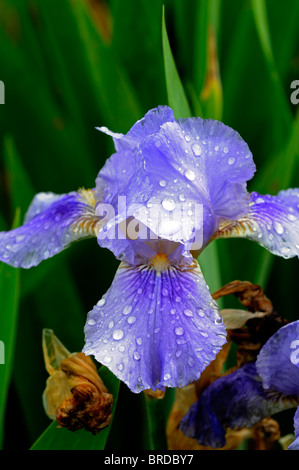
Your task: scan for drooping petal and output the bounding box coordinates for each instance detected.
[179,362,299,449]
[96,105,175,152]
[214,189,299,259]
[0,189,100,268]
[289,407,299,450]
[256,320,299,396]
[83,258,227,393]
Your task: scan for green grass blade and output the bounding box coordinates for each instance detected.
[143,388,175,450]
[0,211,21,448]
[162,6,192,119]
[30,366,120,450]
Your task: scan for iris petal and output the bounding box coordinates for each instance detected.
[0,190,100,268]
[289,407,299,450]
[83,259,227,393]
[96,105,175,152]
[256,320,299,396]
[215,189,299,258]
[180,362,298,448]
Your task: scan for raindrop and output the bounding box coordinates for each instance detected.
[192,143,202,156]
[133,351,141,361]
[117,363,124,371]
[162,288,169,297]
[223,146,229,153]
[255,197,265,204]
[127,315,136,324]
[123,305,132,315]
[183,309,193,317]
[175,327,184,336]
[108,321,114,329]
[164,373,171,380]
[274,221,284,235]
[228,157,235,165]
[159,180,167,187]
[87,318,96,326]
[287,213,297,222]
[162,197,176,211]
[184,169,195,181]
[97,298,106,307]
[113,329,124,340]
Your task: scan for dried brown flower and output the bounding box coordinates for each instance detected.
[42,329,113,434]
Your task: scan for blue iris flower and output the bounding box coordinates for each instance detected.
[180,320,299,450]
[0,106,298,393]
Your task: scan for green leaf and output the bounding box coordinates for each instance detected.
[0,211,21,448]
[30,366,120,450]
[162,6,192,119]
[143,388,175,450]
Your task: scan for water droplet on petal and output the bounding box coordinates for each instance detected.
[183,309,193,317]
[287,213,296,221]
[192,143,202,156]
[162,197,176,211]
[274,221,284,234]
[255,197,265,204]
[133,351,140,361]
[113,329,124,340]
[97,298,106,307]
[87,318,96,326]
[228,157,235,165]
[127,315,136,324]
[164,373,171,380]
[185,169,195,181]
[123,305,132,315]
[159,179,167,187]
[175,327,184,336]
[223,146,229,153]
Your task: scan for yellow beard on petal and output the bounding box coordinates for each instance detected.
[150,253,170,275]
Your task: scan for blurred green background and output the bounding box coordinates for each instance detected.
[0,0,298,450]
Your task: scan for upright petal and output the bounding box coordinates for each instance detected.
[111,117,255,249]
[179,362,299,449]
[214,189,299,259]
[95,106,175,212]
[83,258,227,393]
[97,105,175,152]
[256,320,299,396]
[0,189,100,268]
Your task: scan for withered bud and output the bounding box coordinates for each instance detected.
[42,329,113,434]
[143,388,166,399]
